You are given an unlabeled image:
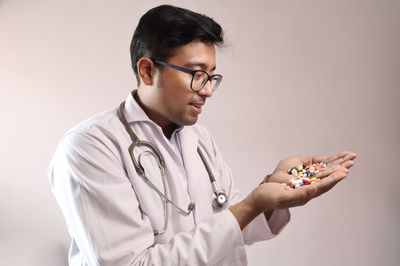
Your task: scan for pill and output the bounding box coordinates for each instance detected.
[288,167,296,174]
[288,161,327,188]
[291,179,302,185]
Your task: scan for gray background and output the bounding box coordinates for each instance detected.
[1,0,399,265]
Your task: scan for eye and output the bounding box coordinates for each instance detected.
[193,71,204,80]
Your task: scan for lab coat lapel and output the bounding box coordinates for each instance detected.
[179,126,213,224]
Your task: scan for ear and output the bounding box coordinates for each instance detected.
[137,57,157,86]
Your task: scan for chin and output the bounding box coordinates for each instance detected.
[180,116,198,126]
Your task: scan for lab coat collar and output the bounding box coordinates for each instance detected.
[124,90,152,124]
[124,90,184,138]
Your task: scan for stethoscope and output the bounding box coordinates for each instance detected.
[117,102,229,235]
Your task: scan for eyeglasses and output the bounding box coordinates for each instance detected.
[153,60,223,92]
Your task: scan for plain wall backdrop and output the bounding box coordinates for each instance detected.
[1,0,399,265]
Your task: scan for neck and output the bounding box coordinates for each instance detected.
[133,90,177,139]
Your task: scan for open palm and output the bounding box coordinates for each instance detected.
[269,151,356,184]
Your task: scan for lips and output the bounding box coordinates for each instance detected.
[190,102,204,108]
[189,102,205,114]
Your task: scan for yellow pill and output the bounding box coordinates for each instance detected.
[310,177,317,182]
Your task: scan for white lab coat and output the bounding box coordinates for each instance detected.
[49,92,290,266]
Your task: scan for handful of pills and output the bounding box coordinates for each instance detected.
[287,161,327,188]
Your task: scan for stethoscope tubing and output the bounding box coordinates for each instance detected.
[117,101,228,235]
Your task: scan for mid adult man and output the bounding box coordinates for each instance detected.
[49,5,356,266]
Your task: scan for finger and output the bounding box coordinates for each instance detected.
[328,151,357,165]
[342,160,355,169]
[331,156,356,168]
[337,152,357,165]
[315,164,347,179]
[302,156,328,165]
[327,152,348,165]
[312,168,348,196]
[343,152,357,161]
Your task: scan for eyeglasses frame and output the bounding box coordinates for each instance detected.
[153,60,223,92]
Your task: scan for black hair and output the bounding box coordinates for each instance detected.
[130,5,224,86]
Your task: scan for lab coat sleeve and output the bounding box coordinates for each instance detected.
[49,131,247,266]
[209,135,291,245]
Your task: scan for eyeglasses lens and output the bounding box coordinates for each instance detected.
[192,72,221,92]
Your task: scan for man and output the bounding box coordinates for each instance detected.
[49,5,356,266]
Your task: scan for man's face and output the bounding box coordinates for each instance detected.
[153,40,217,128]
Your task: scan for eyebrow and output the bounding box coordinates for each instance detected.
[183,62,216,72]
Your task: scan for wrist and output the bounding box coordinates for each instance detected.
[247,189,265,215]
[229,194,262,230]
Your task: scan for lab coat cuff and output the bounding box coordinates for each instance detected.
[241,208,291,245]
[267,208,291,235]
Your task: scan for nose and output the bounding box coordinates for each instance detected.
[197,80,213,98]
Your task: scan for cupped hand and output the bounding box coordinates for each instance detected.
[252,162,352,212]
[267,151,357,184]
[230,151,357,229]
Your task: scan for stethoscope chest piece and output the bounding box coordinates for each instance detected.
[212,191,228,210]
